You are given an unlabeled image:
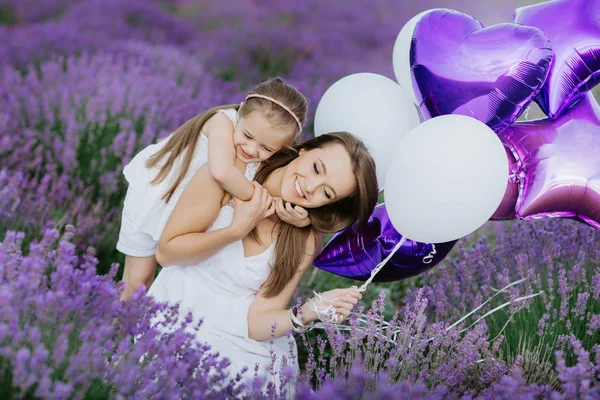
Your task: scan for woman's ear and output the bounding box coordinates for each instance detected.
[299,148,306,156]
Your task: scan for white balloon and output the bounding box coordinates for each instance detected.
[384,115,508,243]
[392,10,432,105]
[314,73,419,187]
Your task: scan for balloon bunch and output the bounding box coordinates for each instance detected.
[313,0,600,283]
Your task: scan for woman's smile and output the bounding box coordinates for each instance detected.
[293,176,306,199]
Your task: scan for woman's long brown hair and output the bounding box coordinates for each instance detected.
[254,132,378,297]
[145,77,308,203]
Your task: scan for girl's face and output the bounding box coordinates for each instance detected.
[279,144,356,208]
[233,110,294,162]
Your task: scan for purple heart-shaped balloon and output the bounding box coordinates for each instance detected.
[410,9,553,132]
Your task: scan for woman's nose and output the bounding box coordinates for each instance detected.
[305,176,324,194]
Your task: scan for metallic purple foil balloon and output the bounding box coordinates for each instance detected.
[501,92,600,229]
[490,145,520,220]
[314,203,457,282]
[515,0,600,119]
[410,9,553,132]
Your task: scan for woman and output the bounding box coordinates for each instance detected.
[148,130,378,387]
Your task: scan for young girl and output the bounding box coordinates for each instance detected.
[117,77,311,300]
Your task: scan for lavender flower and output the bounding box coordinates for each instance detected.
[0,0,194,68]
[0,228,247,398]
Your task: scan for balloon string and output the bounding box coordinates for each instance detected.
[308,237,407,324]
[358,236,407,293]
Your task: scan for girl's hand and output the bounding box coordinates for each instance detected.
[230,182,274,238]
[274,198,310,228]
[302,287,362,323]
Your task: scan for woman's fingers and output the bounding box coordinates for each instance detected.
[286,202,308,218]
[254,183,272,214]
[332,296,358,310]
[285,202,294,213]
[276,199,287,217]
[294,205,308,217]
[264,200,276,218]
[335,288,362,301]
[337,307,352,316]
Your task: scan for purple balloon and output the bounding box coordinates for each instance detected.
[515,0,600,119]
[490,145,520,221]
[410,9,553,132]
[501,92,600,230]
[314,203,457,282]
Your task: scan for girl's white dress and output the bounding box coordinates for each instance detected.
[121,109,240,244]
[117,109,253,257]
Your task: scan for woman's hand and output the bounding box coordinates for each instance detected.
[301,287,362,323]
[230,182,275,239]
[273,197,311,228]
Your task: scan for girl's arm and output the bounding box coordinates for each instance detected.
[155,165,271,267]
[204,112,255,201]
[247,235,361,341]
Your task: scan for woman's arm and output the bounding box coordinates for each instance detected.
[247,235,361,341]
[155,165,271,267]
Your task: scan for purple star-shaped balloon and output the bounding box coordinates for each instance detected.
[515,0,600,119]
[501,92,600,229]
[314,203,457,282]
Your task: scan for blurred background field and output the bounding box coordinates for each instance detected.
[0,0,566,297]
[1,0,600,397]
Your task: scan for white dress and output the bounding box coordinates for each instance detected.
[117,108,255,257]
[146,190,299,389]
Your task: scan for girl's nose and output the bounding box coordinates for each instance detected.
[247,144,259,157]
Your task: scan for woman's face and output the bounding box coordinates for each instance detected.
[280,144,356,208]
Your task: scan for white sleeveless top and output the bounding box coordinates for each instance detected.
[122,108,259,241]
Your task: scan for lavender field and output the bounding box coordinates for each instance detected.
[1,0,599,398]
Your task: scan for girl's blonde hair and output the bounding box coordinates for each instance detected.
[146,77,309,202]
